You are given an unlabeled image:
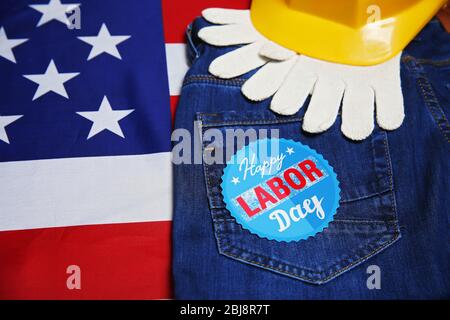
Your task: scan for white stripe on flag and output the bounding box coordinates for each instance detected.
[165,43,189,96]
[0,152,172,231]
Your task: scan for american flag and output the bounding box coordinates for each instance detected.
[0,0,249,299]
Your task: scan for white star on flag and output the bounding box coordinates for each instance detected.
[78,23,131,60]
[0,115,23,144]
[29,0,80,27]
[23,60,80,100]
[76,96,134,139]
[231,177,240,185]
[0,27,28,63]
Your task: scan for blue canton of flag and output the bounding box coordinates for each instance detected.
[0,0,172,231]
[0,0,171,160]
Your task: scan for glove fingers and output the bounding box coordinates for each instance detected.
[209,42,268,79]
[242,57,296,101]
[202,8,251,25]
[259,41,296,61]
[271,58,316,115]
[341,85,375,140]
[198,25,260,46]
[374,78,405,131]
[303,79,344,133]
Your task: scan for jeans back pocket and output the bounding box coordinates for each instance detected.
[198,110,401,284]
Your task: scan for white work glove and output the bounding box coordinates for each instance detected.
[199,8,405,141]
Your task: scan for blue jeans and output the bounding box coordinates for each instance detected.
[172,17,450,299]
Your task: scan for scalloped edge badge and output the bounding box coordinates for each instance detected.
[221,138,340,242]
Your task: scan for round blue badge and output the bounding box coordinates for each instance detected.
[221,138,340,242]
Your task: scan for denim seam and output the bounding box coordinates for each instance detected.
[371,131,381,196]
[212,195,399,282]
[184,75,246,87]
[186,24,200,61]
[208,185,400,284]
[383,133,401,227]
[416,76,450,142]
[208,187,391,209]
[199,120,220,210]
[402,55,450,67]
[216,226,400,283]
[218,229,399,277]
[202,118,304,128]
[339,187,390,203]
[404,56,450,142]
[213,204,399,275]
[332,219,398,223]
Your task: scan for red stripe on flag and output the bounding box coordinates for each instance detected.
[0,221,171,299]
[162,0,251,43]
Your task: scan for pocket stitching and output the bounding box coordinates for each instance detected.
[214,194,398,273]
[382,132,400,224]
[184,75,246,88]
[403,56,450,142]
[416,75,450,142]
[216,222,401,284]
[201,116,401,283]
[201,118,304,128]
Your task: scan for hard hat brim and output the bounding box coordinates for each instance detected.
[251,0,446,66]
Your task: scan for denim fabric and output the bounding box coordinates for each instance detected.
[172,17,450,299]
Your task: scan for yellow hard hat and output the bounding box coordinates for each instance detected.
[250,0,446,66]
